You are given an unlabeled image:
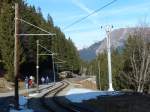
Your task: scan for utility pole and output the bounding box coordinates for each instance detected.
[36,40,39,92]
[91,66,93,76]
[72,66,73,74]
[13,3,56,103]
[56,64,58,76]
[36,42,57,86]
[52,54,56,84]
[101,25,114,91]
[14,3,19,109]
[98,61,101,90]
[80,65,82,75]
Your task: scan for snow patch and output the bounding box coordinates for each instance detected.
[19,96,27,106]
[65,88,123,103]
[9,96,33,112]
[9,109,33,112]
[29,93,38,97]
[65,88,100,103]
[66,88,96,94]
[6,86,13,90]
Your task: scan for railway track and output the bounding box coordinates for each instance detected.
[41,80,92,112]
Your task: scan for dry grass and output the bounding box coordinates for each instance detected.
[0,78,13,92]
[0,78,26,93]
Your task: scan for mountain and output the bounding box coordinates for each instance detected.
[79,41,102,61]
[79,27,150,61]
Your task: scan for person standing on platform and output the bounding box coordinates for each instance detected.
[29,76,33,88]
[25,76,28,89]
[46,76,49,84]
[41,77,45,85]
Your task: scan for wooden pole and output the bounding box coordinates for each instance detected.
[36,40,39,92]
[98,61,101,90]
[14,3,19,109]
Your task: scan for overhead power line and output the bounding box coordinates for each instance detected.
[63,0,117,30]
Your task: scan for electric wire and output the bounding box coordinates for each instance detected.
[63,0,117,30]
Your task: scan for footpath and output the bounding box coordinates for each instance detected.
[0,83,54,97]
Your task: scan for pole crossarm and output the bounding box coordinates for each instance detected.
[16,18,56,35]
[17,34,55,36]
[38,43,57,55]
[57,65,63,68]
[54,57,66,63]
[38,54,54,56]
[55,61,65,63]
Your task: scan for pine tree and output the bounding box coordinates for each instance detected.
[0,0,81,81]
[0,1,16,81]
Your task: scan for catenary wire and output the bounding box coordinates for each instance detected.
[63,0,117,30]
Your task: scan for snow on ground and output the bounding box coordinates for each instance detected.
[29,93,38,97]
[9,109,33,112]
[9,96,33,112]
[19,96,27,106]
[65,88,123,103]
[65,88,100,103]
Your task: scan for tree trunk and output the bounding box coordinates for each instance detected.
[137,84,141,92]
[148,85,150,94]
[137,83,144,93]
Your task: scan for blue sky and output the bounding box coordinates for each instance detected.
[25,0,150,49]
